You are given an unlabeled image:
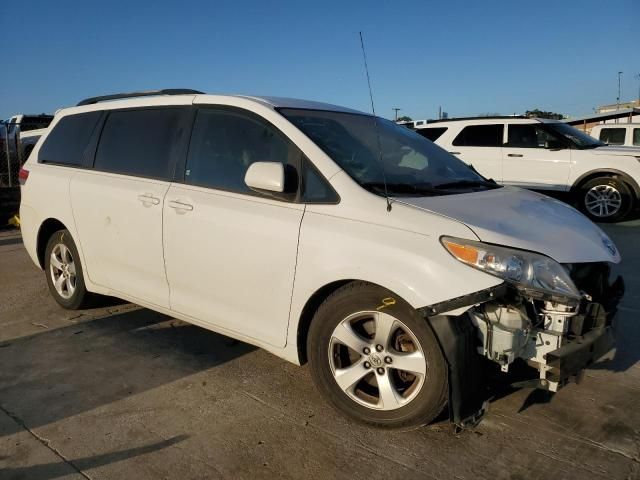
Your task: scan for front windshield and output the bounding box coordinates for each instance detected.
[545,123,605,149]
[281,108,494,196]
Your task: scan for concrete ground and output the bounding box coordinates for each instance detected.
[0,221,638,480]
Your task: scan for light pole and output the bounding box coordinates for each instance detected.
[617,71,623,110]
[635,73,640,104]
[392,108,401,121]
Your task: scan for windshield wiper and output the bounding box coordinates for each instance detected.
[361,182,444,196]
[433,179,499,190]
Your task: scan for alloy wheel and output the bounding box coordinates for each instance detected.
[328,311,427,411]
[584,184,622,218]
[49,243,77,299]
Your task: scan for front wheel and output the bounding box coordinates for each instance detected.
[307,282,448,430]
[579,176,634,222]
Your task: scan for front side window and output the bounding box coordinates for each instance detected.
[544,123,604,149]
[39,111,102,166]
[185,109,301,195]
[598,128,626,145]
[452,124,504,147]
[281,109,493,197]
[633,128,640,146]
[94,108,187,179]
[507,124,563,148]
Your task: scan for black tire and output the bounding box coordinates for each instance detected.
[44,229,94,309]
[307,281,448,430]
[579,176,634,222]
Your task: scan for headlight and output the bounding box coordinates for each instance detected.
[441,236,581,301]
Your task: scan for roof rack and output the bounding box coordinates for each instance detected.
[77,89,205,106]
[426,115,528,124]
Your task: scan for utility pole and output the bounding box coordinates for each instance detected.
[392,107,401,121]
[617,71,623,111]
[635,73,640,104]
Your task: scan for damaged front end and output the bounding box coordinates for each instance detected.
[420,253,624,427]
[468,261,624,392]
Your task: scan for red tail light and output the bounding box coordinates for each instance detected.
[18,167,29,185]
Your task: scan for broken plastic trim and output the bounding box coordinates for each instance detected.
[417,284,508,317]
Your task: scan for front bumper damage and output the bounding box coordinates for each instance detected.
[418,262,624,427]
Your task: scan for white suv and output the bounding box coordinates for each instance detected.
[20,90,624,429]
[415,117,640,221]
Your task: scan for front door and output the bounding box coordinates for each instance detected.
[502,123,571,191]
[163,107,305,347]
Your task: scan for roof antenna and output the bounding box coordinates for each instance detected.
[359,31,392,212]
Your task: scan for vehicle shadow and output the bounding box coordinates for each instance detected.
[0,308,256,438]
[1,434,188,480]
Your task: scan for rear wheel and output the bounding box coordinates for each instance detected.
[44,229,94,309]
[307,282,447,430]
[579,176,633,222]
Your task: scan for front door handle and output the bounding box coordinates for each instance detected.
[168,200,194,212]
[507,154,523,157]
[137,194,160,206]
[449,151,461,155]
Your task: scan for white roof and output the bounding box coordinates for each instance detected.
[414,117,559,128]
[59,93,369,118]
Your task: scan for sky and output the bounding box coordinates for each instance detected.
[1,0,638,121]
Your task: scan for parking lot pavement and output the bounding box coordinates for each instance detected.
[0,223,638,480]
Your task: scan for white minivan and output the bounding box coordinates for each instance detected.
[20,90,624,429]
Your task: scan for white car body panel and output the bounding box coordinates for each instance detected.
[70,170,171,308]
[393,186,620,264]
[163,183,304,348]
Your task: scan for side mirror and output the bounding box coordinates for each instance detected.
[545,139,566,150]
[244,162,285,193]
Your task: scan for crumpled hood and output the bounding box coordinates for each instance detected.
[394,187,620,264]
[591,145,640,156]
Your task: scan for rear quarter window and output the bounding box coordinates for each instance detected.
[416,127,447,142]
[38,112,102,166]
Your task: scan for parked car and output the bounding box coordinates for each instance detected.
[3,114,53,165]
[1,114,53,220]
[20,90,624,429]
[590,123,640,148]
[414,117,640,221]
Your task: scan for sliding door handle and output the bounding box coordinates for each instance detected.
[168,200,194,212]
[137,194,160,206]
[507,154,523,157]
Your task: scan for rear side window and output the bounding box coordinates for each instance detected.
[94,108,186,179]
[452,124,504,147]
[185,108,301,195]
[633,128,640,146]
[39,112,102,166]
[598,128,626,145]
[416,127,447,142]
